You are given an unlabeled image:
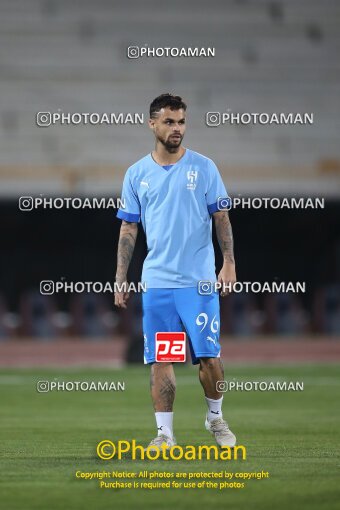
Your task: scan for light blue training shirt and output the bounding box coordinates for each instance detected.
[116,148,229,288]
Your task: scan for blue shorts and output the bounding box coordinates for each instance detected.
[142,288,221,365]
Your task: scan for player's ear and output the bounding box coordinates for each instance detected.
[148,118,155,130]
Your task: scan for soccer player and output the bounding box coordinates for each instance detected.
[115,94,237,448]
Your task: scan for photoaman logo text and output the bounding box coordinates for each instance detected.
[96,440,246,461]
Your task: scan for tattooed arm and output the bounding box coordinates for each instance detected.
[114,220,138,308]
[213,210,236,296]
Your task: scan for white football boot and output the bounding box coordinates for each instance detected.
[205,415,236,447]
[146,434,176,452]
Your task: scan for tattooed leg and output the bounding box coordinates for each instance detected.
[199,357,224,399]
[150,362,176,412]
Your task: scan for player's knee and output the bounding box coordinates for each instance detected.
[151,361,173,371]
[199,357,218,370]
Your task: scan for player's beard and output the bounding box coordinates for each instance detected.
[157,133,183,151]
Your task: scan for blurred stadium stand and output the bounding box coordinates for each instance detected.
[1,284,340,340]
[0,0,339,195]
[0,0,339,346]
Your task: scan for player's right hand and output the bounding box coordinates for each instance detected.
[114,291,130,308]
[114,282,130,309]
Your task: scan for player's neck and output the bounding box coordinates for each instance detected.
[152,145,186,166]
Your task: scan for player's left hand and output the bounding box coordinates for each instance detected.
[217,262,237,297]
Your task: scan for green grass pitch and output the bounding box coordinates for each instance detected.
[0,364,339,510]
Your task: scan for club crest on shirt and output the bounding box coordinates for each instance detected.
[187,170,198,190]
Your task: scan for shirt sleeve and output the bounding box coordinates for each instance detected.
[205,160,230,214]
[116,168,141,222]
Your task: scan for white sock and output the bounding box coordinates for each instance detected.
[205,396,223,421]
[155,412,173,439]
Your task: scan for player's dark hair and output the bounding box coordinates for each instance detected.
[149,93,187,119]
